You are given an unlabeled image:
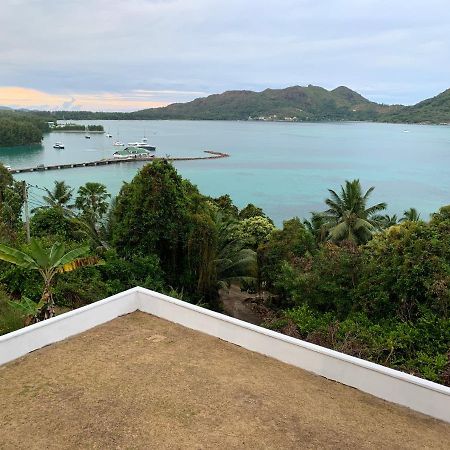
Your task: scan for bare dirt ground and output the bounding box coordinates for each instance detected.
[1,312,449,449]
[220,284,265,324]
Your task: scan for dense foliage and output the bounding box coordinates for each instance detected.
[52,123,104,132]
[0,162,448,385]
[0,111,51,146]
[380,88,450,124]
[261,202,450,385]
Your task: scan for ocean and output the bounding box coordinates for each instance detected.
[1,120,449,225]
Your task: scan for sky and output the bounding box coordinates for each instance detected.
[1,0,449,111]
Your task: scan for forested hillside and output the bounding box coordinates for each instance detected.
[0,111,53,147]
[131,85,397,121]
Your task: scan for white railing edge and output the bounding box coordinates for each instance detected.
[1,286,449,423]
[0,287,139,344]
[135,286,450,397]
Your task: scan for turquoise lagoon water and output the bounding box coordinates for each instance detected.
[1,120,449,225]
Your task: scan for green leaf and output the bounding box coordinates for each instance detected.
[29,239,50,268]
[0,243,37,269]
[52,246,89,268]
[49,242,66,266]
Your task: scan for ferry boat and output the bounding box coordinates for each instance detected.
[127,142,156,151]
[113,147,155,159]
[53,142,64,149]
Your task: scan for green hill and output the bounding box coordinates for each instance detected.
[41,85,450,124]
[379,89,450,124]
[131,85,397,121]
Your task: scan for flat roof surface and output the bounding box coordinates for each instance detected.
[1,312,449,449]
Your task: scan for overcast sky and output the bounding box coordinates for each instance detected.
[1,0,449,111]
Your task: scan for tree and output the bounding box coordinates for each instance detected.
[378,214,399,228]
[322,179,386,244]
[75,182,110,221]
[0,165,24,239]
[234,215,275,249]
[111,160,191,285]
[401,207,421,222]
[41,181,74,214]
[0,240,101,321]
[303,212,328,245]
[213,214,257,290]
[258,217,315,292]
[238,203,270,221]
[356,221,450,321]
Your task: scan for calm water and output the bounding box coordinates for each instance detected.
[1,120,449,225]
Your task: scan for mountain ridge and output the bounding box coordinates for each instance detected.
[5,85,449,124]
[130,84,395,121]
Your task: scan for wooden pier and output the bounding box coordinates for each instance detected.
[10,151,229,174]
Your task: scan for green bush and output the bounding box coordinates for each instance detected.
[0,288,24,335]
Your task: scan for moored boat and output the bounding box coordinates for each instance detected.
[113,147,155,159]
[127,142,156,151]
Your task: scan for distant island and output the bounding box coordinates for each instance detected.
[1,85,449,145]
[34,84,448,124]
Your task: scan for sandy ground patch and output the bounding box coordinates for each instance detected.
[1,312,449,449]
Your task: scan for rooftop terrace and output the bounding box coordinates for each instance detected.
[1,311,449,449]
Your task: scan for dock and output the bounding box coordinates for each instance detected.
[9,151,229,174]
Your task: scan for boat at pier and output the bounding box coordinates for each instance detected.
[113,147,155,159]
[127,142,156,151]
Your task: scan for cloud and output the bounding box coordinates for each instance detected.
[0,0,450,105]
[0,87,174,111]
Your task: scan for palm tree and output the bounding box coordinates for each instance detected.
[400,207,421,222]
[0,240,102,321]
[303,212,328,244]
[214,215,257,289]
[193,213,257,303]
[41,181,74,214]
[378,214,399,229]
[322,179,387,244]
[75,182,111,221]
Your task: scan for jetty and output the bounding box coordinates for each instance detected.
[9,151,229,174]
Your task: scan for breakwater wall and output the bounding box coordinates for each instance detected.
[10,151,229,174]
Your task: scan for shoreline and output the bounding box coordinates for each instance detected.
[50,130,105,133]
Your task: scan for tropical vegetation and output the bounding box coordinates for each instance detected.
[0,111,51,147]
[0,161,448,386]
[40,85,450,124]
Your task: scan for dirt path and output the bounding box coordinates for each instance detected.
[219,284,264,325]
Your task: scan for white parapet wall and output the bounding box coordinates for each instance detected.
[1,286,449,423]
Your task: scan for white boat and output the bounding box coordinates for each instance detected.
[113,147,155,159]
[53,142,65,149]
[106,133,113,138]
[85,135,91,139]
[127,142,156,151]
[113,141,125,146]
